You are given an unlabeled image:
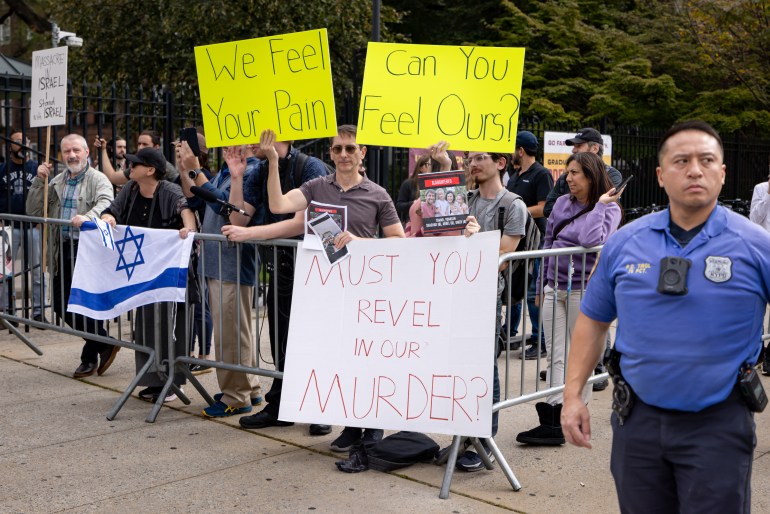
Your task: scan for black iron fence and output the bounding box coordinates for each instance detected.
[1,74,768,212]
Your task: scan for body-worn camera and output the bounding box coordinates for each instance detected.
[739,365,768,412]
[657,256,691,295]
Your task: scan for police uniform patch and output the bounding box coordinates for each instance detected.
[704,256,731,283]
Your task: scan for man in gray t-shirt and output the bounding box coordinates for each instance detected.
[457,150,526,472]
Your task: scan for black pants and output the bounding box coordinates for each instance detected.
[134,302,189,387]
[52,240,112,365]
[262,248,295,417]
[610,386,754,513]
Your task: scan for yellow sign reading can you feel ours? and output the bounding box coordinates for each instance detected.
[194,29,337,148]
[357,42,525,152]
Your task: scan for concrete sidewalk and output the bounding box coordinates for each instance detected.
[3,323,770,513]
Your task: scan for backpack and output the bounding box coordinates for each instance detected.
[335,431,440,473]
[292,152,335,187]
[497,195,541,304]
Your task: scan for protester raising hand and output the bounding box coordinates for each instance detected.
[428,140,453,171]
[223,146,247,180]
[259,129,279,163]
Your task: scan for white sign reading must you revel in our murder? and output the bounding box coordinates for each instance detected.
[279,232,500,437]
[30,47,68,127]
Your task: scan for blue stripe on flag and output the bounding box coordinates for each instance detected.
[68,267,188,311]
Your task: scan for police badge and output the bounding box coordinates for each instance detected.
[704,256,731,283]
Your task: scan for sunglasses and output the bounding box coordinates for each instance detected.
[331,144,359,155]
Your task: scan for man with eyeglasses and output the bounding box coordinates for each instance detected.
[217,134,329,434]
[245,124,404,451]
[26,134,117,378]
[457,149,528,471]
[0,130,46,322]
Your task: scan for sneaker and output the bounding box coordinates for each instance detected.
[521,345,547,360]
[361,428,384,446]
[456,444,495,472]
[190,364,212,375]
[163,389,180,403]
[309,424,332,436]
[214,392,262,407]
[593,378,609,391]
[202,400,252,418]
[330,427,363,452]
[138,386,162,401]
[239,410,294,429]
[763,357,770,376]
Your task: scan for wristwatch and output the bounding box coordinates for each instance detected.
[188,168,202,180]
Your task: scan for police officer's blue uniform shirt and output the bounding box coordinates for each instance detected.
[581,206,770,412]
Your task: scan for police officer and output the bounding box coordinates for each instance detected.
[561,120,770,512]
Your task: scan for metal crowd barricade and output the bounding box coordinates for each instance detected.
[0,212,302,423]
[438,244,609,498]
[172,234,300,424]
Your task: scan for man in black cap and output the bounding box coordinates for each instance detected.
[544,127,622,218]
[543,127,623,391]
[504,131,552,359]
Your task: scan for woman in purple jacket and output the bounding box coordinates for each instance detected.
[517,151,623,446]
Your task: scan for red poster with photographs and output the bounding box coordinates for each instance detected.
[417,171,468,235]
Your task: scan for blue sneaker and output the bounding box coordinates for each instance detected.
[202,400,252,418]
[456,444,495,472]
[213,393,263,407]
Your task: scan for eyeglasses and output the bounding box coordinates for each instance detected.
[331,144,358,155]
[464,153,491,166]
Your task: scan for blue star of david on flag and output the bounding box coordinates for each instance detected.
[115,226,145,280]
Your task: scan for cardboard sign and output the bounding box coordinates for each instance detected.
[358,42,525,152]
[279,232,500,437]
[30,47,68,127]
[194,29,337,147]
[543,131,613,181]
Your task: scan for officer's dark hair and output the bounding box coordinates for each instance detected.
[565,152,614,211]
[657,120,723,163]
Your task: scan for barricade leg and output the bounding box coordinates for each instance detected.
[106,347,155,421]
[438,435,465,499]
[484,437,522,491]
[1,317,43,355]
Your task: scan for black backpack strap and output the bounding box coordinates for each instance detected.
[293,152,309,188]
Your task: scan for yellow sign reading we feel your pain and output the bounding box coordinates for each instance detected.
[357,42,525,152]
[194,29,337,148]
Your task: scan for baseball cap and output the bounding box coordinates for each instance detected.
[565,127,603,146]
[515,131,538,152]
[125,147,167,175]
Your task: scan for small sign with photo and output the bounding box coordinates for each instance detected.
[417,170,469,235]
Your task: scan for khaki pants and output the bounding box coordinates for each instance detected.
[543,285,592,406]
[208,279,260,408]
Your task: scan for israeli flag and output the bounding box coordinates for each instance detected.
[67,222,194,320]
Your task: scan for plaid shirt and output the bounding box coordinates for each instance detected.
[60,168,87,240]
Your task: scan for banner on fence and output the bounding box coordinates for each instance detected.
[30,47,68,127]
[543,131,613,181]
[357,42,525,152]
[67,223,194,320]
[194,29,337,147]
[280,232,500,437]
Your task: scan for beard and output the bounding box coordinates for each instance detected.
[65,157,88,174]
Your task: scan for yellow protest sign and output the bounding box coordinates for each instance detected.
[194,29,337,147]
[357,42,525,152]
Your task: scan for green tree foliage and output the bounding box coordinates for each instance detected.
[389,0,770,135]
[40,0,401,103]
